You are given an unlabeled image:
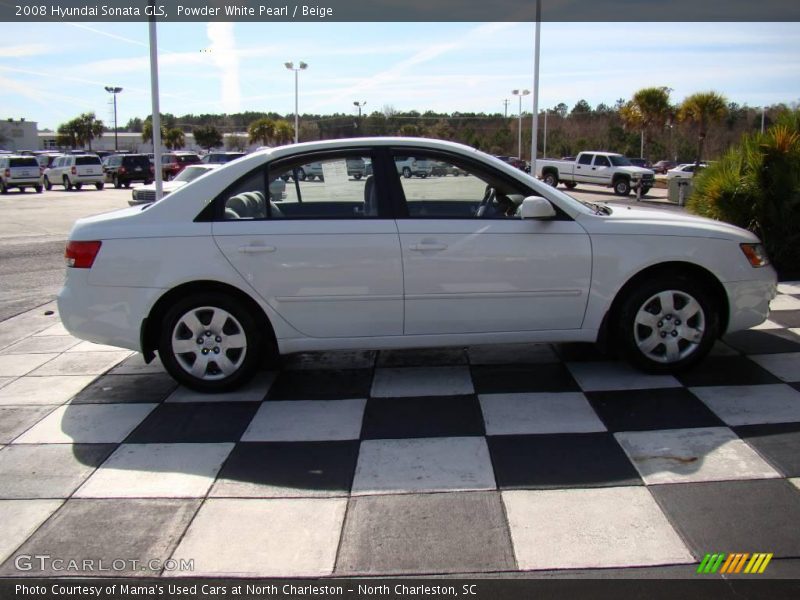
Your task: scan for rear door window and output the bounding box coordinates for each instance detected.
[76,156,102,166]
[10,158,39,168]
[577,154,593,165]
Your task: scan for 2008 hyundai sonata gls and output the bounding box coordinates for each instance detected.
[58,138,777,392]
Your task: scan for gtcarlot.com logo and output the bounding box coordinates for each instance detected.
[697,552,773,574]
[14,555,194,573]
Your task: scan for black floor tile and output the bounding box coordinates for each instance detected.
[376,347,468,367]
[587,388,726,432]
[488,433,642,489]
[70,373,178,404]
[0,498,200,577]
[676,356,782,387]
[124,402,259,443]
[768,311,800,328]
[552,342,613,362]
[213,441,359,495]
[0,406,57,444]
[470,363,580,394]
[266,369,373,400]
[335,491,515,575]
[734,422,800,477]
[650,480,800,559]
[361,395,485,439]
[723,329,800,355]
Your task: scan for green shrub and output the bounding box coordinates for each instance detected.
[687,110,800,277]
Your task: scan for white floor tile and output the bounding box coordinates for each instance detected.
[371,367,474,397]
[32,323,70,337]
[770,294,800,312]
[0,354,58,378]
[166,372,275,403]
[0,499,63,564]
[352,437,495,495]
[790,478,800,492]
[751,319,783,331]
[566,362,681,392]
[242,399,366,442]
[74,443,233,498]
[690,384,800,426]
[67,341,128,353]
[749,354,800,383]
[0,376,97,406]
[166,498,346,577]
[479,392,606,435]
[13,404,157,443]
[29,351,132,377]
[777,282,800,295]
[615,427,781,485]
[108,354,166,375]
[503,487,693,570]
[0,336,79,355]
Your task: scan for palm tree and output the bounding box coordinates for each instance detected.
[248,118,275,146]
[619,87,672,159]
[272,120,294,145]
[678,92,728,167]
[163,127,185,150]
[142,121,166,145]
[193,125,223,151]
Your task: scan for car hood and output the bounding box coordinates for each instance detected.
[578,204,760,243]
[617,166,655,176]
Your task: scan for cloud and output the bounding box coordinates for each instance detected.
[207,22,241,113]
[0,43,52,57]
[64,23,148,47]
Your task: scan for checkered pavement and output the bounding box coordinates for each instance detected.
[0,284,799,578]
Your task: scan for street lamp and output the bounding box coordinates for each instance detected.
[353,101,366,133]
[104,86,123,152]
[511,89,530,159]
[284,61,308,144]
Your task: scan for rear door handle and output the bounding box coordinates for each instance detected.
[409,242,447,252]
[238,245,276,254]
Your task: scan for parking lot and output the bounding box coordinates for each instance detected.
[0,179,799,579]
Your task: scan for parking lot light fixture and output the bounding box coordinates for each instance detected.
[285,61,308,144]
[512,89,530,160]
[104,86,123,152]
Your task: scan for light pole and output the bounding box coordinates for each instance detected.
[502,98,510,118]
[512,89,530,159]
[353,101,366,133]
[542,109,548,159]
[285,61,308,144]
[104,86,122,151]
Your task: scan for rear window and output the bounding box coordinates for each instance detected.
[123,156,151,168]
[10,158,39,168]
[176,155,200,164]
[76,156,102,166]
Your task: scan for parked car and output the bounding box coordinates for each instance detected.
[666,163,708,180]
[0,154,42,194]
[44,154,105,191]
[103,154,154,188]
[431,161,468,176]
[130,165,219,206]
[651,160,678,174]
[0,155,43,193]
[537,152,656,196]
[201,152,246,164]
[495,155,527,171]
[58,137,776,392]
[160,152,201,180]
[346,157,372,179]
[395,156,433,178]
[628,158,652,169]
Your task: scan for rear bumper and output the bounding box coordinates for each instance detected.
[6,178,41,187]
[73,174,105,184]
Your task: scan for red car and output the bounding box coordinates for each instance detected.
[651,160,678,174]
[161,152,201,180]
[495,155,527,171]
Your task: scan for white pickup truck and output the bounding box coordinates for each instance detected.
[536,151,655,196]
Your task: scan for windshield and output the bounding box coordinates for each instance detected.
[609,156,632,166]
[174,166,211,183]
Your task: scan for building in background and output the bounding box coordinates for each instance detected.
[0,119,39,152]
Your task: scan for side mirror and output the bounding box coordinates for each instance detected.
[520,196,556,219]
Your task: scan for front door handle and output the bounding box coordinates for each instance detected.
[238,245,276,254]
[409,242,447,252]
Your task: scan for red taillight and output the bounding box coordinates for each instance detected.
[119,167,126,174]
[65,241,102,269]
[71,166,77,175]
[3,169,8,178]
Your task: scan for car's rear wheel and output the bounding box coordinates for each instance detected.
[95,182,104,190]
[63,176,72,191]
[74,183,83,191]
[640,186,651,196]
[124,180,131,188]
[44,177,52,191]
[35,185,43,193]
[564,182,577,190]
[158,293,263,392]
[617,276,718,373]
[0,182,7,194]
[402,167,412,178]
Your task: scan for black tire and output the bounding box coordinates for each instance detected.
[124,180,131,188]
[19,187,26,193]
[95,182,104,190]
[35,185,43,193]
[0,181,6,194]
[616,275,718,373]
[158,292,264,392]
[353,174,362,180]
[63,176,72,191]
[613,178,631,196]
[402,167,412,178]
[543,171,558,187]
[44,177,52,191]
[74,183,83,191]
[640,186,651,196]
[564,182,577,190]
[113,175,121,189]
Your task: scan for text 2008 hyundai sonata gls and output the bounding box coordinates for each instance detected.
[58,138,777,392]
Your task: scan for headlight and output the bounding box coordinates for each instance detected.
[740,243,770,267]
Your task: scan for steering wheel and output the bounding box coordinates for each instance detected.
[476,185,496,217]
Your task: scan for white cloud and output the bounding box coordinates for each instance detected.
[0,43,52,57]
[207,22,241,113]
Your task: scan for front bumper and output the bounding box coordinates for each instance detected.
[724,270,778,333]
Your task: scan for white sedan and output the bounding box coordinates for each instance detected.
[666,163,708,179]
[58,138,776,392]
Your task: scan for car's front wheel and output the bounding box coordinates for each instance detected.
[543,172,558,187]
[617,276,718,373]
[158,293,263,392]
[44,177,52,191]
[613,178,631,196]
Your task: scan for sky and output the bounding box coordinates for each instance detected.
[1,21,799,131]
